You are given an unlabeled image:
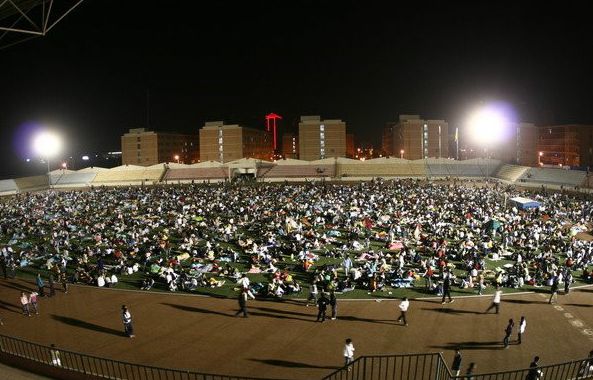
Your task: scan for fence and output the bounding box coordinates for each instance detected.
[0,333,268,380]
[323,352,593,380]
[322,353,451,380]
[1,333,592,380]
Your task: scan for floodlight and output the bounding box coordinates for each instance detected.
[467,107,508,146]
[32,131,62,158]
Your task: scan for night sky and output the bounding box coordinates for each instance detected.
[1,1,592,178]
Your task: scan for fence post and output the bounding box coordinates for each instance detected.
[363,357,367,380]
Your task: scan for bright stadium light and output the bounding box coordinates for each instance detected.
[33,131,62,160]
[467,106,508,146]
[32,130,62,187]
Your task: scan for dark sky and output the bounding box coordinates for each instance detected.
[1,1,593,178]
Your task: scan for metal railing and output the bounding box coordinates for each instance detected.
[1,333,592,380]
[323,352,593,380]
[322,353,451,380]
[0,334,268,380]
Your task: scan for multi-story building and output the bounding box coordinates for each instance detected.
[121,128,199,166]
[199,121,272,162]
[298,116,346,161]
[346,133,355,158]
[281,132,299,159]
[537,125,593,168]
[489,122,539,166]
[382,115,449,160]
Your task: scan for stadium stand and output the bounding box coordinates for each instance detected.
[14,175,49,192]
[519,167,587,187]
[0,179,18,195]
[264,164,335,178]
[494,164,531,183]
[92,165,165,186]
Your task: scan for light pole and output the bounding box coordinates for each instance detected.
[32,131,62,189]
[467,105,509,180]
[538,151,543,166]
[400,149,404,159]
[174,154,180,164]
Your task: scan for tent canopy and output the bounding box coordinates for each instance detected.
[510,197,541,209]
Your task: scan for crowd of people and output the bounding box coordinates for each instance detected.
[0,179,592,302]
[1,178,593,378]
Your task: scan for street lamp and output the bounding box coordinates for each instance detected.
[174,154,180,164]
[400,149,404,159]
[32,131,62,188]
[538,151,543,166]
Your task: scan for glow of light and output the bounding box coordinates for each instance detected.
[61,162,67,168]
[25,158,31,162]
[82,155,89,161]
[539,151,544,156]
[32,131,62,158]
[467,105,510,145]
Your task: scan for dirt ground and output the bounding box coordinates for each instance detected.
[0,279,592,380]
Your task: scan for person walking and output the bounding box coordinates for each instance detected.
[485,286,502,314]
[29,291,39,315]
[36,273,45,297]
[235,289,248,318]
[503,318,514,348]
[397,297,409,326]
[343,338,355,370]
[329,290,337,320]
[441,268,454,304]
[549,274,559,304]
[121,305,135,338]
[526,356,542,380]
[517,316,526,344]
[316,291,329,322]
[451,348,463,377]
[20,292,30,317]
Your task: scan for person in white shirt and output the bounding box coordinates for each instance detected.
[485,286,502,314]
[50,344,62,366]
[518,316,526,344]
[397,297,410,326]
[343,338,355,369]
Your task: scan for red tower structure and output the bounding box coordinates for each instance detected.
[265,113,282,152]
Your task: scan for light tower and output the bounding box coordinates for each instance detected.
[265,113,282,153]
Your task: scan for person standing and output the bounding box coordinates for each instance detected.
[549,274,559,304]
[441,268,454,304]
[503,318,514,348]
[20,292,30,317]
[316,291,329,322]
[526,356,542,380]
[329,290,337,320]
[451,348,463,377]
[50,344,62,367]
[465,362,476,380]
[485,286,502,314]
[121,305,135,338]
[397,297,409,326]
[36,273,45,297]
[517,316,526,344]
[235,289,248,318]
[564,271,573,294]
[60,272,68,294]
[343,338,355,370]
[49,274,56,297]
[29,291,39,315]
[306,280,318,307]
